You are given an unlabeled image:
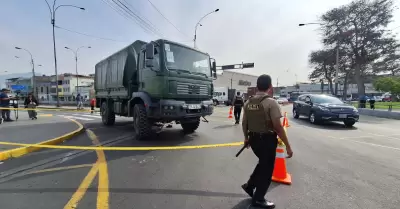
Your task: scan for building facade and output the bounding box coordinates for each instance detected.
[213,71,258,95]
[5,73,94,102]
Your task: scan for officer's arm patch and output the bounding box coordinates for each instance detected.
[247,104,260,110]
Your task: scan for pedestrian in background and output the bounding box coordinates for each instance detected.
[24,93,38,120]
[0,88,14,122]
[90,98,96,114]
[76,93,83,110]
[232,91,244,124]
[241,74,293,209]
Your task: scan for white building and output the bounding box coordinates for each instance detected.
[213,71,258,95]
[49,73,94,101]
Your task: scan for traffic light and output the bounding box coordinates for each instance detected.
[242,63,254,68]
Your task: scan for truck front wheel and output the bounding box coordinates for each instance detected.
[101,102,115,126]
[133,104,151,140]
[181,117,200,133]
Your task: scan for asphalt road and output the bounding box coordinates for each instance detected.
[0,111,79,151]
[0,105,399,209]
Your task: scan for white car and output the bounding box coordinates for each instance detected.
[277,97,289,104]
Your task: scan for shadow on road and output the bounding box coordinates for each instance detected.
[289,117,358,131]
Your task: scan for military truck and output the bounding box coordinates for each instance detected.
[94,39,217,140]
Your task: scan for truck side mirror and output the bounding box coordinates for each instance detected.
[146,43,154,60]
[212,61,216,72]
[212,72,217,79]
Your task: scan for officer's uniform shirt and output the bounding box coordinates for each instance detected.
[242,92,283,138]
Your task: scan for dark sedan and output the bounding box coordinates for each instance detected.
[292,94,359,127]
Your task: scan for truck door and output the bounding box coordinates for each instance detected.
[139,47,162,96]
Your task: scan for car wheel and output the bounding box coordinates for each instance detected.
[293,109,299,119]
[309,112,318,124]
[344,120,356,127]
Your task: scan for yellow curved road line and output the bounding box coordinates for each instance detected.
[0,141,244,151]
[0,118,85,161]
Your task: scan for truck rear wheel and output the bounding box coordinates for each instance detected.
[133,104,151,140]
[101,102,115,126]
[181,117,200,133]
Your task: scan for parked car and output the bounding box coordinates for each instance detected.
[292,94,359,127]
[277,97,289,104]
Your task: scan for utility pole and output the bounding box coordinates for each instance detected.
[334,42,340,97]
[15,47,36,97]
[194,9,219,48]
[44,0,85,107]
[65,46,91,94]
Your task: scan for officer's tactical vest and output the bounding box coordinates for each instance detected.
[245,95,271,133]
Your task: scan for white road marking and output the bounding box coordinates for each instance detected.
[59,115,94,121]
[73,114,101,119]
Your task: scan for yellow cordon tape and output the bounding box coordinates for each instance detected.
[0,141,244,151]
[0,107,98,112]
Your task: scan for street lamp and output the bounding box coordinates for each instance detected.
[299,22,340,97]
[65,46,91,93]
[193,9,219,48]
[44,0,85,107]
[15,47,36,96]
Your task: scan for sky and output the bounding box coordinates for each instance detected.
[1,0,399,86]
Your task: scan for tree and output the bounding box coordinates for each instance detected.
[319,0,399,97]
[372,52,400,75]
[373,76,400,100]
[308,48,337,95]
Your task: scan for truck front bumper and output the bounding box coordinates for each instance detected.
[148,99,214,119]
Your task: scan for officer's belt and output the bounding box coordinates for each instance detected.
[248,131,276,138]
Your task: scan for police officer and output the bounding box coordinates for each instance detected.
[241,74,293,208]
[232,91,244,124]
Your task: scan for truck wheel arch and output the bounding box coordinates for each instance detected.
[129,92,152,115]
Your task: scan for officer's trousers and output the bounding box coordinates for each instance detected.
[234,106,242,122]
[247,132,278,201]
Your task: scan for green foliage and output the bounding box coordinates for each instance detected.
[373,77,400,95]
[308,0,400,95]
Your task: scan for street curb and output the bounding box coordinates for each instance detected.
[0,118,85,161]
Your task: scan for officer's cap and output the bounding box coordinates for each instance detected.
[257,74,272,91]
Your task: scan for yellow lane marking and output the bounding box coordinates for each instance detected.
[38,114,53,117]
[27,164,93,175]
[87,130,109,209]
[63,163,99,209]
[0,141,244,151]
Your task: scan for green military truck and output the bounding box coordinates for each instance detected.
[94,39,217,140]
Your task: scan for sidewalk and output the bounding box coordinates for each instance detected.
[0,111,84,160]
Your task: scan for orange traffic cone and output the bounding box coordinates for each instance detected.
[282,112,290,127]
[271,145,292,185]
[228,107,233,119]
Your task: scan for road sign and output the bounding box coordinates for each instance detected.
[11,85,26,90]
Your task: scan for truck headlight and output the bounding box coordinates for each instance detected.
[352,107,358,113]
[164,105,174,110]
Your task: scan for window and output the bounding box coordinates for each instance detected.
[223,92,226,96]
[298,95,306,101]
[311,95,343,104]
[41,87,43,93]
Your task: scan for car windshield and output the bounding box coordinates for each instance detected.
[164,42,211,77]
[312,95,343,104]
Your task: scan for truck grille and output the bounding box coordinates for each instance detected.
[177,82,208,95]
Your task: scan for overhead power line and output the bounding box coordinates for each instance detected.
[145,0,190,39]
[101,0,164,38]
[55,25,130,43]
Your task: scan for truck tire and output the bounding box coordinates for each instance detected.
[181,117,200,133]
[101,102,115,126]
[133,104,151,140]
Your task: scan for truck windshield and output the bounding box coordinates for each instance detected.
[164,42,211,77]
